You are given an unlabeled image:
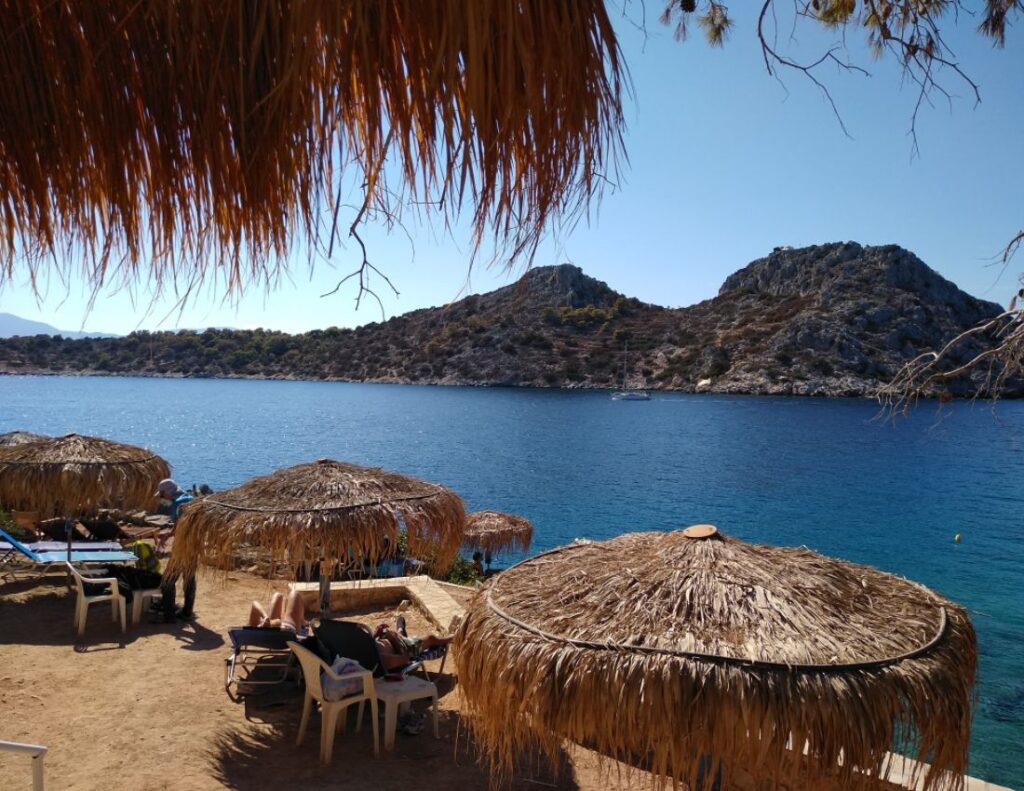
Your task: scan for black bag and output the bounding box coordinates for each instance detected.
[85,565,163,601]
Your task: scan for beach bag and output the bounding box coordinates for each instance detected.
[321,656,365,701]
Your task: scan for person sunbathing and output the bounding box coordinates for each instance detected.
[248,590,307,634]
[373,616,453,671]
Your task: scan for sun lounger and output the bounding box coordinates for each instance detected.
[79,517,124,542]
[224,626,306,697]
[36,518,89,543]
[0,540,124,553]
[118,525,162,541]
[314,619,448,681]
[0,527,135,580]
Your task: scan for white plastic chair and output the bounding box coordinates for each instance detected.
[129,587,163,626]
[65,562,126,637]
[288,641,379,763]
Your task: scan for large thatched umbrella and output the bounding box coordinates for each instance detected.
[0,433,171,560]
[0,1,624,296]
[166,459,465,612]
[0,431,49,447]
[457,526,976,791]
[463,510,533,556]
[0,433,171,517]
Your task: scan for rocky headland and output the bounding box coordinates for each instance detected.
[0,242,1012,397]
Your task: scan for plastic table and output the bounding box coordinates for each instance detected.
[374,675,439,750]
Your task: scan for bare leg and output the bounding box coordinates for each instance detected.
[378,629,406,654]
[421,634,454,649]
[248,600,269,627]
[281,590,306,631]
[266,592,285,622]
[375,641,410,671]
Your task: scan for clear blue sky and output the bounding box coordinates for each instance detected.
[2,6,1021,335]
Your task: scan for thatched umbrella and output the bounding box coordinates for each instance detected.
[166,459,465,613]
[457,525,976,791]
[1,1,624,296]
[0,433,171,560]
[0,433,170,517]
[463,510,533,556]
[0,431,49,447]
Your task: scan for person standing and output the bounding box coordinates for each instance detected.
[471,551,486,579]
[154,479,196,622]
[154,478,193,552]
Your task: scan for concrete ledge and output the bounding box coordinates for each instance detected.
[882,753,1012,791]
[289,575,464,633]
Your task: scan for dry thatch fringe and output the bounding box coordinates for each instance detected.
[456,530,976,791]
[463,510,533,555]
[166,459,465,578]
[0,430,48,447]
[0,433,171,517]
[0,1,624,298]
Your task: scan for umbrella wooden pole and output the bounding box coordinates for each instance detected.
[318,573,331,619]
[64,513,73,586]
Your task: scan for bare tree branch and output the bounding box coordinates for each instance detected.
[880,309,1023,414]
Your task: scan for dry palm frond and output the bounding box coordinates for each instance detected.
[0,433,171,516]
[457,529,976,791]
[0,430,49,447]
[166,459,465,578]
[463,510,533,555]
[0,1,625,297]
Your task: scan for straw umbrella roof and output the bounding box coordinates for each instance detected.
[0,433,171,517]
[1,1,624,296]
[167,459,465,577]
[463,510,533,555]
[0,431,49,447]
[457,527,977,791]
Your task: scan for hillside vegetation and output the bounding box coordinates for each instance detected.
[0,243,1010,397]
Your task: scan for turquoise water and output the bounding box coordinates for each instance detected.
[1,375,1021,788]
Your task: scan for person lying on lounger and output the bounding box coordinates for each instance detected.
[248,590,307,634]
[373,616,453,671]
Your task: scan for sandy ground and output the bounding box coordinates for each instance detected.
[0,568,652,791]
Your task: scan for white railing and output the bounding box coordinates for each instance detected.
[0,740,47,791]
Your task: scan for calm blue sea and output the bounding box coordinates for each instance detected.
[1,375,1021,788]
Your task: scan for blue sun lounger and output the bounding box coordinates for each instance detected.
[225,626,309,697]
[0,527,136,578]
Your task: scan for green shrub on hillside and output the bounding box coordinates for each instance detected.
[559,304,609,327]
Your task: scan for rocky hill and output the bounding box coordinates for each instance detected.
[0,242,1011,397]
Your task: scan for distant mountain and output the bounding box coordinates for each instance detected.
[0,243,1014,397]
[0,312,118,340]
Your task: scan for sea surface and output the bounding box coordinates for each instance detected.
[1,375,1022,788]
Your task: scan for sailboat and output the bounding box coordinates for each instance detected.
[611,341,650,401]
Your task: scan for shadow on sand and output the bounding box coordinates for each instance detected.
[0,575,223,652]
[211,679,580,791]
[0,577,138,650]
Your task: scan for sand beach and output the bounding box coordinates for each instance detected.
[0,568,650,791]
